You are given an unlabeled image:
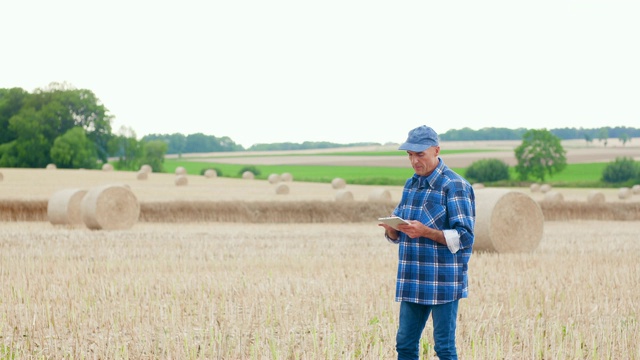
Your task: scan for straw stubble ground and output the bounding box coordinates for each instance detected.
[1,221,638,359]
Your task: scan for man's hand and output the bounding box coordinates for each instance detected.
[397,220,447,245]
[396,220,425,239]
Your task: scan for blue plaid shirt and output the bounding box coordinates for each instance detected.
[390,158,475,305]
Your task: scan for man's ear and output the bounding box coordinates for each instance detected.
[434,146,441,156]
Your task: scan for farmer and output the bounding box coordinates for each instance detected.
[379,125,476,360]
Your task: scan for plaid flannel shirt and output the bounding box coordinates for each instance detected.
[389,158,475,305]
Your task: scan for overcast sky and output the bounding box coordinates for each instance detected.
[2,1,639,148]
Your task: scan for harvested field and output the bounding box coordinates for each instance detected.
[1,168,639,222]
[0,221,638,359]
[1,145,639,358]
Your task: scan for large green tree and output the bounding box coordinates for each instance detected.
[514,129,567,181]
[50,127,99,169]
[0,83,113,167]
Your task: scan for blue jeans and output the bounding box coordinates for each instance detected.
[396,300,459,360]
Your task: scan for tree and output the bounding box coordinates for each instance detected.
[597,127,609,147]
[28,83,113,161]
[618,133,630,146]
[0,108,51,168]
[108,126,144,171]
[0,87,28,144]
[583,133,593,146]
[514,129,567,181]
[0,83,114,167]
[50,127,99,169]
[142,140,168,172]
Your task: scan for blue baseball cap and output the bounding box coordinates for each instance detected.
[398,125,439,152]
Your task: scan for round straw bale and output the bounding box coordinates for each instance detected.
[474,189,544,253]
[242,171,255,180]
[268,173,281,184]
[530,183,541,192]
[175,166,187,175]
[204,169,217,178]
[586,190,605,204]
[275,183,289,195]
[80,184,139,230]
[368,188,392,202]
[46,163,57,170]
[618,187,632,200]
[335,189,354,202]
[331,177,346,189]
[47,188,87,225]
[175,175,188,186]
[102,163,113,171]
[136,171,148,180]
[281,172,293,182]
[140,164,152,173]
[540,184,552,193]
[472,183,485,189]
[632,184,640,194]
[543,191,564,203]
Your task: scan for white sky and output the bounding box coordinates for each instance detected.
[2,1,639,148]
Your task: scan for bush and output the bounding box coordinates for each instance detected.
[601,157,638,183]
[464,158,510,183]
[238,165,261,177]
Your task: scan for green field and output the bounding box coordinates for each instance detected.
[164,158,614,187]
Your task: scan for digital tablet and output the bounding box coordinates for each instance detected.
[377,216,410,230]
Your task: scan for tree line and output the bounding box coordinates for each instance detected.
[439,126,640,142]
[2,84,638,172]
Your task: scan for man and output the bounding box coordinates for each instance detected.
[379,125,476,360]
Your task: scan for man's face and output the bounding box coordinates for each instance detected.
[407,146,440,176]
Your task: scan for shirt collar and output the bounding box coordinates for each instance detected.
[411,158,444,189]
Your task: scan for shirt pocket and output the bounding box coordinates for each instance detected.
[420,201,446,228]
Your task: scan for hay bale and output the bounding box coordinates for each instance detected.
[474,189,544,253]
[281,172,293,182]
[175,166,187,175]
[540,184,552,193]
[368,188,392,202]
[0,172,3,181]
[175,175,188,186]
[543,191,564,203]
[275,183,289,195]
[618,187,632,200]
[242,171,255,180]
[632,184,640,194]
[268,173,281,184]
[80,184,139,230]
[204,169,217,178]
[136,171,148,180]
[47,188,87,225]
[335,189,354,202]
[530,183,541,192]
[586,191,605,204]
[102,163,113,171]
[472,183,485,189]
[140,164,152,173]
[331,177,346,189]
[46,163,57,170]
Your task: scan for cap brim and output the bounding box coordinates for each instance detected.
[398,142,435,152]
